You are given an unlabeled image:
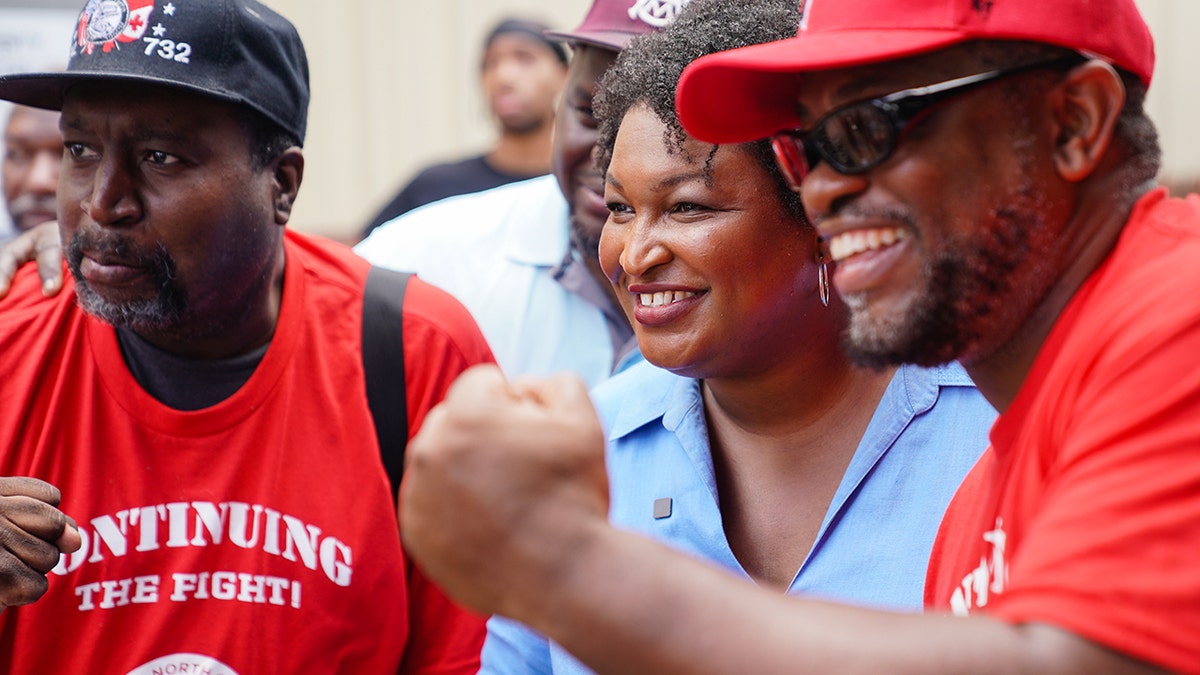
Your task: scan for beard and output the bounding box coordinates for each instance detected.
[842,172,1058,370]
[8,193,58,231]
[66,230,185,332]
[568,212,601,261]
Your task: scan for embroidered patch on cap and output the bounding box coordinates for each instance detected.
[76,0,156,54]
[627,0,689,28]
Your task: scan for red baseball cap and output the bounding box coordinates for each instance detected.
[546,0,692,51]
[676,0,1155,144]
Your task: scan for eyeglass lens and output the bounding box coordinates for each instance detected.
[770,135,810,192]
[817,105,895,172]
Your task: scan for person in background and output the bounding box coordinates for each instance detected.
[1,104,60,242]
[397,0,1200,673]
[360,17,568,238]
[0,0,491,671]
[480,0,993,671]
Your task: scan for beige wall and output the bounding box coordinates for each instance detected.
[273,0,1198,242]
[1138,0,1200,186]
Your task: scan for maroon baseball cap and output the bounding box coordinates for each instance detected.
[676,0,1155,145]
[546,0,692,51]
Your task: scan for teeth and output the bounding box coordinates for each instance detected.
[829,228,909,262]
[639,291,697,308]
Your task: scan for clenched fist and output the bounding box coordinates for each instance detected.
[0,477,81,611]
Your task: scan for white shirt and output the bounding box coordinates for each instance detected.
[355,175,636,387]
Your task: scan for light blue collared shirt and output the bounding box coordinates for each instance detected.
[354,175,639,386]
[482,360,996,674]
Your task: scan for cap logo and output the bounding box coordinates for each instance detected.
[74,0,193,65]
[627,0,688,28]
[76,0,156,54]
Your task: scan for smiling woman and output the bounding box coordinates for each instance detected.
[601,105,815,375]
[478,0,999,672]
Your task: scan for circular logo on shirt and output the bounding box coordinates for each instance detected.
[126,654,240,675]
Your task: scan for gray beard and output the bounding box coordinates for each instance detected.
[67,234,185,333]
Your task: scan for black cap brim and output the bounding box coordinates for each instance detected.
[0,70,252,113]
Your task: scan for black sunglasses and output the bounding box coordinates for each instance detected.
[770,55,1086,190]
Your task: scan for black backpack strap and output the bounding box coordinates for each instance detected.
[362,266,412,506]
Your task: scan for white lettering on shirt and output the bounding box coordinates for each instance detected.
[52,500,353,587]
[949,517,1008,615]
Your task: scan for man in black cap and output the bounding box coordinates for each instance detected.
[0,1,492,672]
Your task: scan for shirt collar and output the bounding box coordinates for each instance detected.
[601,361,976,442]
[601,362,700,441]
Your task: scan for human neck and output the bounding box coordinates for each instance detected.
[131,248,287,361]
[704,348,896,442]
[487,123,554,176]
[702,345,896,591]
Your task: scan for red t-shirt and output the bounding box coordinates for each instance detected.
[0,231,492,674]
[926,189,1200,674]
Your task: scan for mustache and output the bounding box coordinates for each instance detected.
[66,230,176,287]
[825,204,918,225]
[8,193,57,219]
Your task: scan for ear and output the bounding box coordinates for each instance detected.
[271,147,304,225]
[1049,60,1125,183]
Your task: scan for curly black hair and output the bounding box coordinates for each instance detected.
[593,0,803,218]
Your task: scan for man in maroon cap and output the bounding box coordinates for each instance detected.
[353,0,691,386]
[396,1,1200,673]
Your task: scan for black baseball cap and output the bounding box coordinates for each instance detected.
[0,0,310,143]
[486,19,569,65]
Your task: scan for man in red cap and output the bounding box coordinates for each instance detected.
[396,1,1200,673]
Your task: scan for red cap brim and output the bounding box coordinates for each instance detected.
[676,28,971,144]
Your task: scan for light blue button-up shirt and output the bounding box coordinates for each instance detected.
[482,360,996,674]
